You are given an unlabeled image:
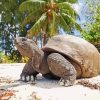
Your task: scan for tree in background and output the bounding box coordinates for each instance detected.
[81,0,100,52]
[19,0,81,47]
[0,0,28,62]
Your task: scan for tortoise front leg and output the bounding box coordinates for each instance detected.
[47,53,76,86]
[20,58,38,82]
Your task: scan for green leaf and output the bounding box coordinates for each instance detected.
[58,2,77,18]
[47,11,59,36]
[55,0,77,3]
[19,0,46,13]
[66,0,77,3]
[58,14,70,32]
[75,23,82,32]
[28,13,47,37]
[21,10,42,26]
[62,13,82,31]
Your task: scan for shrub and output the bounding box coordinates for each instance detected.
[0,52,13,63]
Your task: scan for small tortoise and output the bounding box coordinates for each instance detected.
[14,35,100,86]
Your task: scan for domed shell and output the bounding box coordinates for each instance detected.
[42,35,100,77]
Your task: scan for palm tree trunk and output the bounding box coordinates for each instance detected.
[36,36,38,45]
[41,29,45,48]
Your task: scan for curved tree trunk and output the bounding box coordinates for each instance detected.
[41,29,46,48]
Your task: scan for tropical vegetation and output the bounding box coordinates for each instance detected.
[0,0,99,63]
[81,0,100,52]
[19,0,81,47]
[0,0,28,62]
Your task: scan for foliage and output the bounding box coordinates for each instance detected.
[81,2,100,43]
[0,52,13,63]
[0,0,29,62]
[19,0,81,38]
[21,57,29,63]
[81,1,100,52]
[0,51,28,63]
[82,23,100,43]
[0,22,18,55]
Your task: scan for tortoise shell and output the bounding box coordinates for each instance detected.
[42,35,100,77]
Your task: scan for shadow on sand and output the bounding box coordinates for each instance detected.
[0,76,61,90]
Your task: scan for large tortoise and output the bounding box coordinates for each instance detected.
[14,35,100,86]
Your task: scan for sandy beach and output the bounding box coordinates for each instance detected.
[0,63,100,100]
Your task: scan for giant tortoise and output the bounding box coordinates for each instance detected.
[14,35,100,86]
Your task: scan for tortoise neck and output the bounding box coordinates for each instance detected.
[39,49,44,60]
[31,43,44,60]
[32,46,44,70]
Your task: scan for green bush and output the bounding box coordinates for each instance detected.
[81,5,100,52]
[81,20,100,43]
[0,52,14,63]
[21,57,29,63]
[0,51,29,63]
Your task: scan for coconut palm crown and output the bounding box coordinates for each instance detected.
[19,0,81,38]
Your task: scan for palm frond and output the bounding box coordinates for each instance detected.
[75,23,82,32]
[60,8,77,19]
[58,14,70,32]
[62,13,82,31]
[65,0,77,3]
[47,11,59,36]
[21,10,43,26]
[19,0,46,13]
[55,0,77,4]
[58,2,77,18]
[28,13,47,37]
[21,12,35,26]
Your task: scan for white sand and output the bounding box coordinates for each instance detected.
[0,63,100,100]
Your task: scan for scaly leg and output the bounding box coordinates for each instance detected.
[47,53,76,86]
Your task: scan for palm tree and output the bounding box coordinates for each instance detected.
[19,0,81,47]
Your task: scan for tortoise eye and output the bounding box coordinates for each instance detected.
[22,38,27,41]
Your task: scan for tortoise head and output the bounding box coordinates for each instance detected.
[14,37,44,69]
[14,37,39,58]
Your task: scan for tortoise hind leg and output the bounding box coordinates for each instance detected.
[47,53,76,86]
